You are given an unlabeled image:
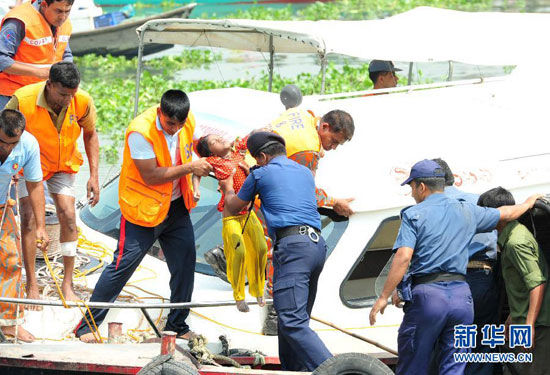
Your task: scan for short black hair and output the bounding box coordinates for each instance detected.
[413,177,445,192]
[258,142,286,157]
[0,109,26,137]
[478,187,515,208]
[432,158,454,186]
[369,71,382,85]
[321,110,354,141]
[196,136,212,157]
[160,90,190,123]
[49,61,80,89]
[43,0,75,5]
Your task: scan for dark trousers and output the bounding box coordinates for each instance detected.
[75,197,196,337]
[397,280,473,375]
[505,325,550,375]
[272,233,332,371]
[429,268,500,375]
[465,268,499,375]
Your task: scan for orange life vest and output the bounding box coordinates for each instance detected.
[270,108,321,157]
[14,81,89,180]
[0,1,72,96]
[119,106,197,227]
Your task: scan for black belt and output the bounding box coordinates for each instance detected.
[412,272,466,286]
[276,225,321,243]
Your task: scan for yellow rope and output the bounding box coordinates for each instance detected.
[42,252,69,309]
[43,247,103,343]
[75,300,103,343]
[190,309,264,336]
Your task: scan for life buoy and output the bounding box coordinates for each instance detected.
[137,354,199,375]
[312,352,394,375]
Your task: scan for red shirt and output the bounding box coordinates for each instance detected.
[206,136,249,215]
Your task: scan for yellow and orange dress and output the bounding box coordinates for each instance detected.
[207,137,267,301]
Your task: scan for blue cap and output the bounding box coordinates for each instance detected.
[368,60,402,73]
[401,159,445,186]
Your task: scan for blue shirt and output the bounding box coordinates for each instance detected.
[237,155,320,239]
[393,193,500,276]
[444,186,498,261]
[0,131,42,204]
[0,0,73,72]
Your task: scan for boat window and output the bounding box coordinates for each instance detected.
[321,212,349,258]
[340,216,400,308]
[79,175,222,276]
[79,176,122,239]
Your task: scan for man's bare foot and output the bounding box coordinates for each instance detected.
[61,283,79,302]
[79,332,100,343]
[2,325,35,342]
[236,300,249,312]
[25,284,42,311]
[177,330,197,340]
[256,296,266,307]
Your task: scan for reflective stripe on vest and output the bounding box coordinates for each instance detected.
[0,2,72,96]
[15,82,88,180]
[119,106,196,227]
[271,108,321,157]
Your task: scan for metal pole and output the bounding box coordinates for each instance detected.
[0,297,272,309]
[447,60,454,81]
[317,76,501,101]
[407,62,414,85]
[141,307,161,338]
[134,28,146,118]
[320,54,327,95]
[268,35,274,93]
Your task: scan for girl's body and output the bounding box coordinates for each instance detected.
[193,135,267,312]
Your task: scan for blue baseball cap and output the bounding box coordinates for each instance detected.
[368,60,402,73]
[401,159,445,186]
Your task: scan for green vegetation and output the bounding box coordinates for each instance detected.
[79,0,513,162]
[214,0,495,20]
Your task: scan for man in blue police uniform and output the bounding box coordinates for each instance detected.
[434,158,499,375]
[369,159,542,375]
[220,131,332,371]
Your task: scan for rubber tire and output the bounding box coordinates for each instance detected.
[137,355,199,375]
[312,352,394,375]
[162,361,200,375]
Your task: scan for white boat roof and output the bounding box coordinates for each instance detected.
[137,6,550,65]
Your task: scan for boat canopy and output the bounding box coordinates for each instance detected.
[136,6,550,66]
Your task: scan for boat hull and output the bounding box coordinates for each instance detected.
[70,4,195,57]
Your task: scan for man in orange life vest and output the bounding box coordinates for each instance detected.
[269,104,355,217]
[5,61,98,304]
[75,89,213,343]
[0,0,73,110]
